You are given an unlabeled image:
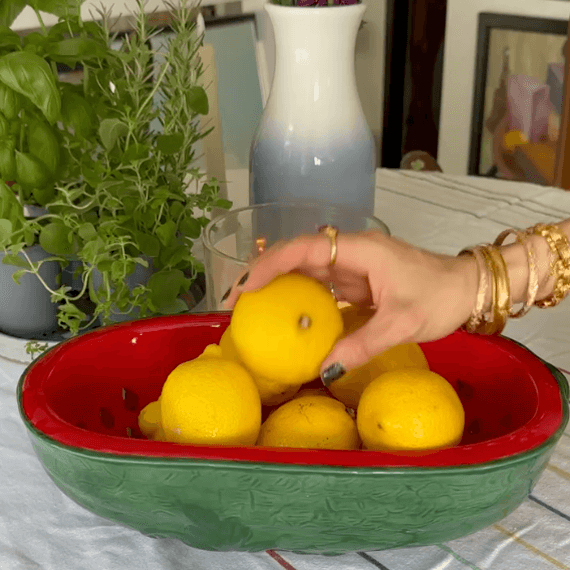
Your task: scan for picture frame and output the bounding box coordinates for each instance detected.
[468,13,569,185]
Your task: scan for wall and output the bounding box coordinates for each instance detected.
[439,0,570,174]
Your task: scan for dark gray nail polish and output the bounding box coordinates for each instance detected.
[221,287,231,302]
[238,272,249,286]
[321,363,346,387]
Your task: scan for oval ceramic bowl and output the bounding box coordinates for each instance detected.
[18,313,569,554]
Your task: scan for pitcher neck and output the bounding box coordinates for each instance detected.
[266,3,365,95]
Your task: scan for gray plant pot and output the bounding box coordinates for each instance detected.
[0,245,60,339]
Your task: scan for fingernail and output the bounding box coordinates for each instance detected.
[320,362,346,387]
[238,272,249,286]
[220,287,231,302]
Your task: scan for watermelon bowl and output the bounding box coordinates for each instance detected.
[17,312,569,555]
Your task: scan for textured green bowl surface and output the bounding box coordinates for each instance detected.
[26,420,562,554]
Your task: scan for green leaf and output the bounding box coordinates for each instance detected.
[0,217,12,243]
[2,252,29,268]
[15,151,51,190]
[0,82,23,121]
[156,133,184,155]
[29,0,84,18]
[39,221,74,255]
[157,298,188,315]
[61,90,95,138]
[0,136,16,181]
[77,222,97,241]
[214,198,232,210]
[122,142,149,163]
[26,115,60,176]
[0,26,21,49]
[11,268,26,284]
[179,216,202,239]
[0,1,27,28]
[156,219,176,247]
[0,52,61,124]
[187,86,208,115]
[99,118,128,151]
[147,269,186,310]
[134,231,160,257]
[48,37,107,67]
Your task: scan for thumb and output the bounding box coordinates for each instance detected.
[320,315,409,387]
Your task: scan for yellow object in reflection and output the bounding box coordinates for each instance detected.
[503,130,529,152]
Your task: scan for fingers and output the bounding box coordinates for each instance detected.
[222,230,386,309]
[320,311,415,385]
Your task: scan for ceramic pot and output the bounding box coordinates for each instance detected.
[249,3,376,215]
[0,244,59,338]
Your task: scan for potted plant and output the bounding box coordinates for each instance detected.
[1,0,230,340]
[0,11,77,338]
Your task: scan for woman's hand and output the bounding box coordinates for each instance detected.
[223,230,479,380]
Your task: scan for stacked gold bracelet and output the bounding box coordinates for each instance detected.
[459,244,510,335]
[526,224,570,308]
[460,222,570,335]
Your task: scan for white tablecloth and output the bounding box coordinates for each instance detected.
[2,169,570,570]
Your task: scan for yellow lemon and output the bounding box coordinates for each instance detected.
[160,357,261,445]
[198,343,225,359]
[357,369,465,451]
[231,273,343,386]
[219,325,300,406]
[138,400,162,439]
[219,326,241,361]
[328,305,430,409]
[257,394,360,450]
[503,130,529,152]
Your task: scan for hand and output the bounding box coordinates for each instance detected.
[223,230,479,380]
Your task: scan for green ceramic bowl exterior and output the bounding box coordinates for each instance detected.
[21,362,568,554]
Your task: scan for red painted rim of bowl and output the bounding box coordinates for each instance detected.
[18,313,566,468]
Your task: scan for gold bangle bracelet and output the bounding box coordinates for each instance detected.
[526,223,570,308]
[493,228,539,318]
[458,246,489,333]
[475,245,510,335]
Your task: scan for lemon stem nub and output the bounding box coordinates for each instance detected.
[298,314,312,329]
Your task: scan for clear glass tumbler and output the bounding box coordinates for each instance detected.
[201,202,390,311]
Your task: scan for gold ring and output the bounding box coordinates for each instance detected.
[318,225,339,266]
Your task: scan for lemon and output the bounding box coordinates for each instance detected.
[219,326,241,361]
[328,305,429,408]
[231,273,343,386]
[219,325,300,406]
[138,400,162,439]
[257,394,360,450]
[503,130,529,152]
[160,357,261,445]
[357,369,465,451]
[198,343,225,359]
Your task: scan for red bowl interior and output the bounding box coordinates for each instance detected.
[20,312,564,467]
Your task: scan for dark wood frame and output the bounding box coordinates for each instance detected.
[381,0,447,169]
[468,12,569,178]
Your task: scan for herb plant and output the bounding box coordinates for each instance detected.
[0,0,230,337]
